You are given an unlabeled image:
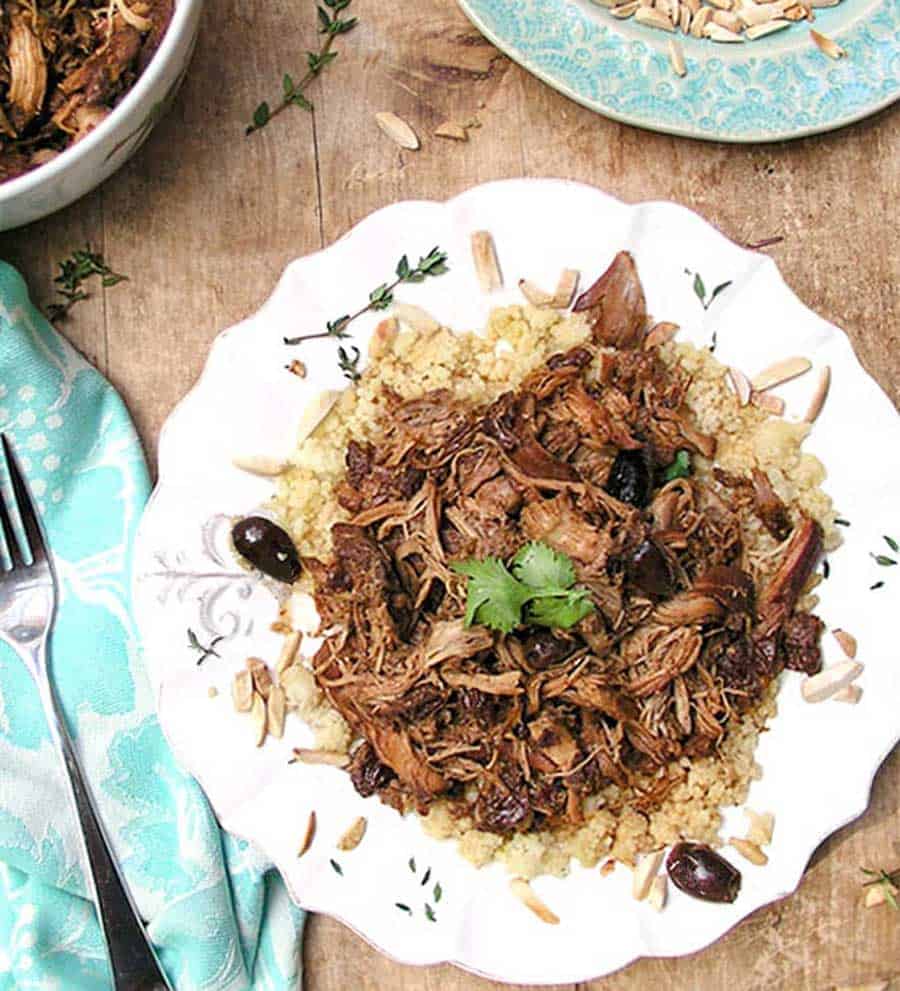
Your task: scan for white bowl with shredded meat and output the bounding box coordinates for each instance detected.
[0,0,203,230]
[132,179,900,985]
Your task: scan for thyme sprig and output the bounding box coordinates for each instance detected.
[862,867,900,911]
[46,246,127,322]
[246,0,357,135]
[187,628,224,665]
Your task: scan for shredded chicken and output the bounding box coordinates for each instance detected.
[308,253,825,835]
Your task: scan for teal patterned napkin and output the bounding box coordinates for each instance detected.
[0,262,304,990]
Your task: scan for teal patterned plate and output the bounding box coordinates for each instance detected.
[457,0,900,141]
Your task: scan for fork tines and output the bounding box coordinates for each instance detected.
[0,434,44,570]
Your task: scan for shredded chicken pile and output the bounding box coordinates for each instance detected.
[307,252,825,836]
[0,0,172,181]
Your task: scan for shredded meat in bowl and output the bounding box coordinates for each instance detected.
[306,252,824,835]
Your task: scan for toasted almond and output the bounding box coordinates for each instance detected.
[801,659,864,703]
[434,120,468,141]
[276,631,302,675]
[391,302,440,334]
[296,390,341,444]
[551,269,580,308]
[251,691,267,746]
[590,0,619,6]
[747,16,792,37]
[286,359,307,378]
[783,3,806,16]
[518,279,555,307]
[635,6,676,29]
[863,885,896,909]
[833,683,862,704]
[810,0,839,5]
[712,9,743,30]
[632,849,665,901]
[690,6,712,34]
[750,391,785,416]
[375,111,419,150]
[679,4,692,30]
[600,858,616,877]
[686,0,700,10]
[729,836,769,866]
[290,747,350,767]
[267,685,286,738]
[337,815,368,851]
[803,365,831,423]
[368,317,399,358]
[610,1,639,16]
[232,669,254,712]
[471,231,503,292]
[727,367,753,406]
[231,454,287,477]
[832,628,858,659]
[704,22,744,39]
[706,0,733,8]
[247,657,273,700]
[736,1,777,25]
[645,321,680,349]
[751,356,812,391]
[812,23,847,49]
[670,0,681,24]
[744,808,775,847]
[647,874,668,911]
[298,810,317,857]
[207,685,218,699]
[668,38,687,76]
[509,878,560,925]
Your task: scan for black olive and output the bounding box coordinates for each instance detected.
[605,448,654,508]
[231,516,301,583]
[627,539,676,597]
[666,842,742,903]
[521,630,573,669]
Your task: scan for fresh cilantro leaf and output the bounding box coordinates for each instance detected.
[526,587,593,629]
[663,449,691,482]
[451,557,530,633]
[511,541,575,590]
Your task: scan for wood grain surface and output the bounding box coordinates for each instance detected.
[1,0,898,987]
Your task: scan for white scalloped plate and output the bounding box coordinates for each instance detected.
[133,179,900,985]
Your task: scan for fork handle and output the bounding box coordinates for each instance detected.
[38,669,173,991]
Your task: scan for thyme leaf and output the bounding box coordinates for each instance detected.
[408,857,416,873]
[187,628,224,665]
[433,882,442,902]
[395,902,412,914]
[834,517,851,526]
[871,554,897,567]
[246,0,356,135]
[685,268,732,312]
[337,345,361,382]
[46,246,127,322]
[884,535,899,554]
[424,904,437,922]
[330,858,343,875]
[862,867,900,911]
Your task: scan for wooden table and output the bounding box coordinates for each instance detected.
[2,1,898,987]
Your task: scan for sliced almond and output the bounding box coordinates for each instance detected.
[471,231,503,292]
[286,359,307,378]
[509,878,560,925]
[745,15,792,34]
[712,9,743,30]
[810,27,845,55]
[863,884,896,909]
[803,365,831,423]
[290,748,350,767]
[296,390,341,444]
[750,391,785,416]
[632,849,665,901]
[801,659,863,703]
[706,0,733,8]
[690,6,713,34]
[276,631,302,675]
[810,0,839,6]
[247,657,273,700]
[251,691,267,747]
[518,279,555,307]
[727,367,753,406]
[267,685,286,739]
[375,111,419,150]
[600,858,616,877]
[729,836,769,866]
[610,1,639,16]
[744,808,775,847]
[551,269,580,308]
[232,669,254,712]
[645,321,680,349]
[832,628,858,659]
[751,356,812,391]
[635,6,676,29]
[736,1,778,26]
[231,454,287,477]
[668,39,687,77]
[679,4,692,31]
[368,317,399,358]
[337,816,368,851]
[647,874,667,911]
[298,810,317,857]
[783,3,806,16]
[434,120,468,141]
[833,683,862,704]
[704,22,744,40]
[391,302,440,334]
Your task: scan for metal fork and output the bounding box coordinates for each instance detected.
[0,434,173,991]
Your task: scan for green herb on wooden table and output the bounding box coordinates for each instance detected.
[46,247,127,322]
[246,0,357,135]
[862,867,900,911]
